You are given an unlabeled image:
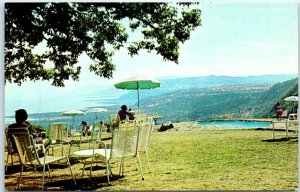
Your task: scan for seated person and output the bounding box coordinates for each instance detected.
[81,121,91,136]
[118,105,131,121]
[128,108,135,120]
[8,109,52,152]
[274,101,283,120]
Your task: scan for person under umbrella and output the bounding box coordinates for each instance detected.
[114,74,160,119]
[118,105,132,121]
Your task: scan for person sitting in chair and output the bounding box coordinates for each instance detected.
[8,109,52,152]
[128,108,135,120]
[274,101,284,120]
[118,105,131,121]
[81,121,91,136]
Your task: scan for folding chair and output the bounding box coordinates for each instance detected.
[136,120,153,172]
[100,121,144,182]
[73,128,102,179]
[5,128,20,172]
[48,122,68,155]
[12,129,76,190]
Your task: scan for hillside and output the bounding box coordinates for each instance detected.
[141,78,298,122]
[118,74,298,105]
[16,75,298,129]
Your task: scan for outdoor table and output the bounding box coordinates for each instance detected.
[288,119,298,136]
[272,119,288,139]
[288,113,298,120]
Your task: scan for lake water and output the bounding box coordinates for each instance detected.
[197,120,271,129]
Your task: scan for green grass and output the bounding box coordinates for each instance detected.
[102,129,298,191]
[5,128,298,191]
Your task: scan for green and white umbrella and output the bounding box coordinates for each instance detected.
[62,110,85,129]
[284,96,298,113]
[284,96,298,102]
[114,74,160,112]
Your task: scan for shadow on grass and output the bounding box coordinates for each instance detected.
[81,165,106,172]
[6,174,122,191]
[5,163,79,175]
[262,136,298,143]
[255,128,297,133]
[262,137,290,142]
[45,175,122,190]
[254,128,298,143]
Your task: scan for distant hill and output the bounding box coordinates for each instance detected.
[118,74,298,105]
[140,78,298,123]
[21,74,298,129]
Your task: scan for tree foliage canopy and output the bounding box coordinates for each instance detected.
[5,3,201,86]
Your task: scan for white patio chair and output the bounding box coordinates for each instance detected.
[109,114,120,130]
[135,113,146,123]
[73,128,102,179]
[88,120,103,147]
[102,120,144,182]
[12,129,76,190]
[5,128,21,172]
[74,121,144,182]
[48,122,68,155]
[136,120,153,172]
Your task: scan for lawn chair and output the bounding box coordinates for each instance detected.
[12,129,76,190]
[88,120,103,147]
[136,120,153,172]
[108,114,120,131]
[91,120,103,131]
[101,120,144,182]
[48,122,68,155]
[135,113,146,123]
[282,110,288,119]
[5,128,20,172]
[73,128,103,179]
[74,121,144,182]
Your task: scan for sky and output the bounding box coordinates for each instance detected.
[4,2,299,116]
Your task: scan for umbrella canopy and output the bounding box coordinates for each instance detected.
[284,96,298,102]
[114,74,160,90]
[114,74,160,112]
[284,96,298,113]
[86,107,108,119]
[62,110,85,129]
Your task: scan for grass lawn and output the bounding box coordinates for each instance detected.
[5,127,298,191]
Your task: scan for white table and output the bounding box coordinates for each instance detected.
[288,113,298,120]
[272,120,288,139]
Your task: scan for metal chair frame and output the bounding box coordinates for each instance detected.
[12,129,76,190]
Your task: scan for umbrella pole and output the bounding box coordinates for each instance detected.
[293,103,295,113]
[137,82,140,120]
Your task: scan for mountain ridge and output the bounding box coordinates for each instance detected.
[118,74,298,106]
[140,77,298,123]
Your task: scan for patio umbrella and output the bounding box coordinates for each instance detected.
[114,74,160,113]
[86,107,108,120]
[62,110,85,129]
[284,96,298,113]
[284,96,298,102]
